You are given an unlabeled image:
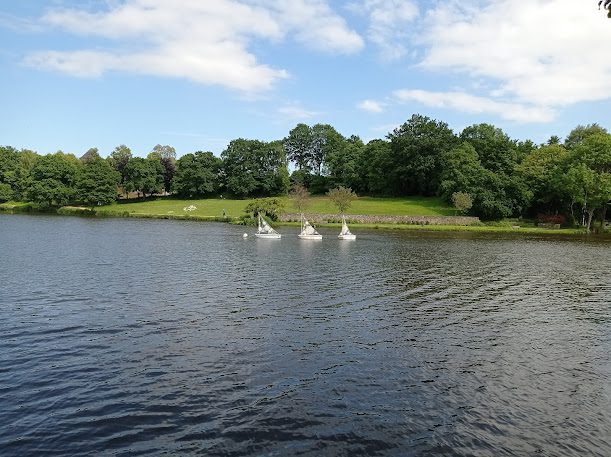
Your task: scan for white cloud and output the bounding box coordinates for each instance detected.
[257,0,364,54]
[353,0,419,60]
[277,104,319,120]
[393,89,556,123]
[420,0,611,108]
[357,99,385,113]
[25,0,363,93]
[357,1,611,124]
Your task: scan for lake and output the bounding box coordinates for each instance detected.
[1,214,610,456]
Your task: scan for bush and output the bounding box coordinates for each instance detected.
[244,197,285,221]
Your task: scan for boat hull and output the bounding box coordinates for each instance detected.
[298,234,323,240]
[255,233,281,239]
[338,234,356,240]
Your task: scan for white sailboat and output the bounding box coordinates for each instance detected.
[255,213,281,239]
[298,214,322,240]
[338,215,356,240]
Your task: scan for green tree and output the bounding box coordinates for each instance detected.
[148,144,177,193]
[172,151,222,197]
[575,133,611,230]
[459,123,518,175]
[0,147,37,201]
[289,183,311,214]
[564,124,608,150]
[283,123,341,175]
[0,183,13,202]
[109,144,133,190]
[552,133,611,231]
[74,157,120,207]
[123,157,164,198]
[387,114,458,196]
[327,186,357,214]
[26,152,80,207]
[326,135,364,190]
[222,139,289,198]
[284,123,313,172]
[440,143,516,220]
[80,147,100,163]
[356,139,393,195]
[0,146,20,201]
[517,144,569,209]
[244,197,285,221]
[451,192,473,214]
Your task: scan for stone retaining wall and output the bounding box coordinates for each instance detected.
[280,213,480,226]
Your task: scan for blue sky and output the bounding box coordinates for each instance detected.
[1,0,610,157]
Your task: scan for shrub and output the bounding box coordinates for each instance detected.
[244,197,285,221]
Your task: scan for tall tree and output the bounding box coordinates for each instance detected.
[517,144,569,210]
[284,124,313,172]
[172,151,222,197]
[283,123,342,176]
[26,152,80,207]
[326,135,364,190]
[459,123,518,175]
[123,157,164,198]
[575,133,611,230]
[0,146,20,202]
[387,114,458,195]
[356,139,393,195]
[440,142,516,220]
[74,157,120,207]
[109,144,133,189]
[564,124,608,150]
[149,144,177,193]
[222,139,289,198]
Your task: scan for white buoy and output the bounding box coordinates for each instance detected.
[243,233,248,238]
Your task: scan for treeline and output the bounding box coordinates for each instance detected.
[1,115,610,230]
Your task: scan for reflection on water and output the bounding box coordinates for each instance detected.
[1,215,610,456]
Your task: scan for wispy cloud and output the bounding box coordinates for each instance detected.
[358,1,611,123]
[350,0,419,60]
[420,0,611,108]
[357,99,385,113]
[393,89,555,123]
[277,103,320,120]
[0,12,43,32]
[24,0,363,93]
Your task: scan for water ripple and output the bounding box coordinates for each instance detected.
[0,215,610,456]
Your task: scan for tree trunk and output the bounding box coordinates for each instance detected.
[602,204,608,232]
[586,208,595,233]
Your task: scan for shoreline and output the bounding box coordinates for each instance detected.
[2,202,608,239]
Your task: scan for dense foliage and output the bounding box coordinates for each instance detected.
[1,117,609,231]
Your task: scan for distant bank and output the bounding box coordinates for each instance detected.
[1,196,607,238]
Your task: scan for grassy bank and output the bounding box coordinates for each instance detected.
[93,195,455,218]
[2,197,603,237]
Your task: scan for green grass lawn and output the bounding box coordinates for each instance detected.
[95,195,455,218]
[3,197,598,237]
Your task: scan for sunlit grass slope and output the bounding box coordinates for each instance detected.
[95,196,455,218]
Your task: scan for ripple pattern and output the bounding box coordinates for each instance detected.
[1,215,610,456]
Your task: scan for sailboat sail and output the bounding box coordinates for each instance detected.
[256,213,280,237]
[338,215,356,239]
[258,214,278,234]
[302,220,319,235]
[340,217,352,236]
[299,214,322,239]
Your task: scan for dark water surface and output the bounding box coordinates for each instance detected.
[1,214,610,456]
